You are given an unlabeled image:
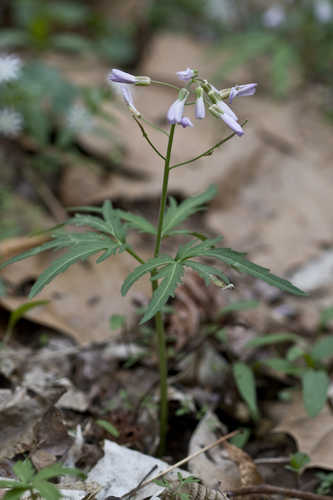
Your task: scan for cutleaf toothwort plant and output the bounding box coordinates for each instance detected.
[0,66,305,453]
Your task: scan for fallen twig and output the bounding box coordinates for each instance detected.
[122,430,239,499]
[225,484,333,500]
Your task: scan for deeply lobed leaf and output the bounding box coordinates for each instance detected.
[140,262,184,324]
[162,185,217,237]
[121,256,173,296]
[204,248,306,296]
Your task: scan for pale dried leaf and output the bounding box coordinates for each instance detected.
[274,392,333,470]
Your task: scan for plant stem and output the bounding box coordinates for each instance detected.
[169,121,247,170]
[152,123,176,455]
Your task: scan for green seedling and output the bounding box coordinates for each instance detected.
[0,458,85,500]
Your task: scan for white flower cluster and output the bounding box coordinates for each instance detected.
[66,102,96,135]
[0,54,23,138]
[0,108,23,138]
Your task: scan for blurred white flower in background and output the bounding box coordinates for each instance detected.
[0,108,23,137]
[314,0,333,22]
[205,0,237,23]
[66,102,96,135]
[262,4,286,27]
[0,54,22,84]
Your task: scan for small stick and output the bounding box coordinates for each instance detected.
[225,484,333,500]
[254,456,290,465]
[122,430,239,498]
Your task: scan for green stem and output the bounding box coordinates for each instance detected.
[152,123,176,455]
[126,247,145,265]
[169,121,247,170]
[133,117,167,160]
[151,80,181,91]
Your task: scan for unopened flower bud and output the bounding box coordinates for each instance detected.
[195,87,205,119]
[166,88,189,125]
[209,104,244,137]
[108,69,151,86]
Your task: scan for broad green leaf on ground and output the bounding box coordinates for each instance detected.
[33,464,85,481]
[162,185,217,237]
[141,262,184,324]
[232,362,259,420]
[2,487,28,500]
[183,260,230,287]
[203,248,306,296]
[121,256,173,296]
[245,332,301,348]
[13,459,35,483]
[310,335,333,362]
[302,370,329,417]
[117,210,156,235]
[31,480,60,500]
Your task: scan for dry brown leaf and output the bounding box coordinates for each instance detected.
[168,270,225,350]
[188,411,241,490]
[0,236,152,345]
[162,480,230,500]
[223,442,263,487]
[274,393,333,470]
[0,385,65,460]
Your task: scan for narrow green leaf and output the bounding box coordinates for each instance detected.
[310,335,333,362]
[162,185,217,237]
[245,332,300,348]
[218,299,259,317]
[140,262,184,324]
[7,300,49,333]
[232,362,259,420]
[117,210,156,235]
[13,460,35,483]
[302,369,329,417]
[34,464,85,481]
[262,358,304,376]
[176,237,222,261]
[286,345,305,362]
[204,248,306,296]
[68,214,114,236]
[102,201,126,242]
[0,239,65,270]
[29,239,118,298]
[96,419,120,437]
[184,260,230,287]
[32,480,61,500]
[67,206,102,214]
[121,256,173,296]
